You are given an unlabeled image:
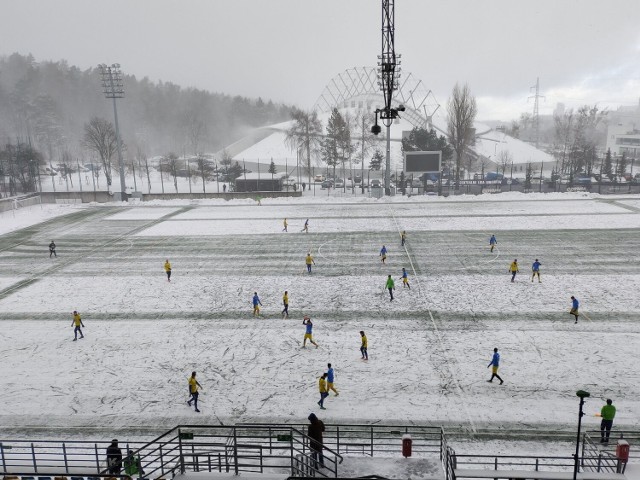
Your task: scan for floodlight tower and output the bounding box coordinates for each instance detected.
[370,0,405,196]
[99,63,127,201]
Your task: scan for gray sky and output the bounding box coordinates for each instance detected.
[2,0,640,121]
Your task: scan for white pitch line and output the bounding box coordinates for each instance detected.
[387,204,478,434]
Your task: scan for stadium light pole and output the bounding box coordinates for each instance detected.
[370,0,405,196]
[98,63,127,202]
[573,390,590,480]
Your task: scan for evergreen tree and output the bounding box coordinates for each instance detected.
[603,148,613,181]
[524,163,533,190]
[617,152,627,180]
[369,150,383,171]
[268,158,277,187]
[321,108,343,178]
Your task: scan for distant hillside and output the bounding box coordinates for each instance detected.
[0,53,293,161]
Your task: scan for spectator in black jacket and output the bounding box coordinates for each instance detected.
[106,439,123,475]
[307,413,325,469]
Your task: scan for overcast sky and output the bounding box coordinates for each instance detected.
[2,0,640,121]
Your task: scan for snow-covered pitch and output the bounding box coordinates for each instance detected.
[0,193,639,435]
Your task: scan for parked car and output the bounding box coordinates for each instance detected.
[370,179,382,188]
[501,178,521,185]
[334,178,345,188]
[321,179,334,189]
[485,172,503,181]
[314,174,325,182]
[576,176,592,185]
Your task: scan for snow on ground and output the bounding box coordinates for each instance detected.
[0,203,86,235]
[0,195,639,439]
[135,213,640,236]
[105,207,182,220]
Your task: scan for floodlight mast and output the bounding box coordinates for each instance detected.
[99,63,127,201]
[370,0,405,196]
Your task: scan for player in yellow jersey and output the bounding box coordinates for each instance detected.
[306,253,315,274]
[317,373,329,409]
[360,330,368,360]
[509,259,519,283]
[71,310,84,341]
[187,371,202,412]
[164,259,172,282]
[282,291,289,318]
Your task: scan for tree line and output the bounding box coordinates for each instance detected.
[0,52,293,195]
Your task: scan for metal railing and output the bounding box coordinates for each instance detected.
[451,454,597,473]
[0,425,344,479]
[240,423,444,457]
[581,430,636,474]
[0,439,149,476]
[0,424,444,479]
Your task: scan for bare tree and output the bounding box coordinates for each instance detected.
[498,150,512,177]
[285,108,323,186]
[160,152,180,193]
[447,83,477,187]
[136,145,152,193]
[82,117,117,187]
[196,153,215,193]
[553,110,574,177]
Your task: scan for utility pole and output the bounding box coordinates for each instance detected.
[528,77,545,149]
[98,63,127,202]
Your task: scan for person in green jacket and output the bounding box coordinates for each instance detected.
[386,274,395,301]
[124,449,145,477]
[600,399,616,443]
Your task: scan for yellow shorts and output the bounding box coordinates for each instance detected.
[570,308,578,315]
[327,382,334,389]
[492,366,498,374]
[304,333,313,340]
[403,277,408,284]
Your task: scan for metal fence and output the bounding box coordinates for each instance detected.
[240,423,443,458]
[0,425,344,479]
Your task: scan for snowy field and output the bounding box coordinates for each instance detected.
[1,194,640,438]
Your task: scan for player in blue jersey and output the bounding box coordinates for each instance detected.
[326,363,339,396]
[489,234,497,252]
[531,259,542,283]
[302,316,319,348]
[400,267,410,289]
[487,347,504,384]
[570,296,579,324]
